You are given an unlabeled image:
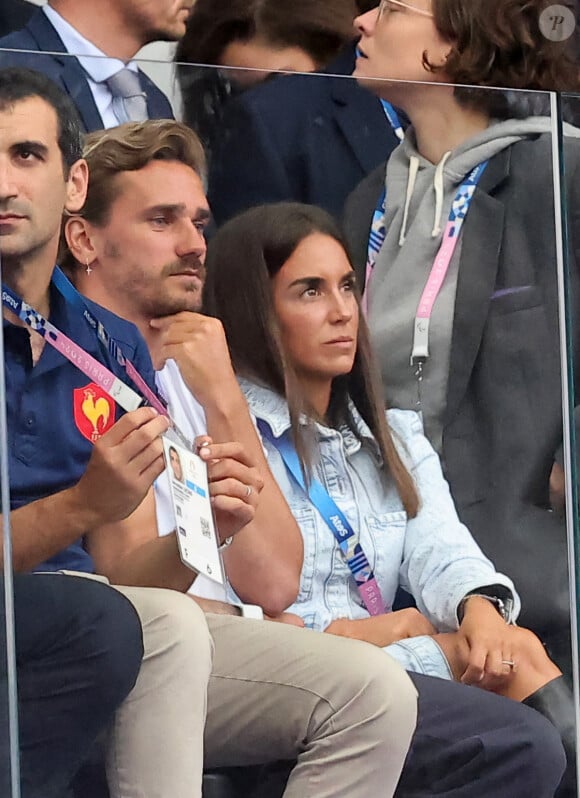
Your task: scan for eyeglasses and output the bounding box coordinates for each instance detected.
[377,0,434,20]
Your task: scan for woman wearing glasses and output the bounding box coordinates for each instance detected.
[344,0,579,775]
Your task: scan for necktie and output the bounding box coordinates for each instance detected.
[106,68,148,124]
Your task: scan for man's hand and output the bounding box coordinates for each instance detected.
[457,596,515,689]
[325,608,437,648]
[149,313,238,407]
[196,437,263,543]
[72,407,169,529]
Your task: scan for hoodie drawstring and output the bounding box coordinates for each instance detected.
[431,151,452,237]
[398,156,419,247]
[398,151,452,246]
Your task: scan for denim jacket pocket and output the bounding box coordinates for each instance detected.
[363,511,407,609]
[290,504,318,603]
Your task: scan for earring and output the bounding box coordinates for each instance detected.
[85,259,93,276]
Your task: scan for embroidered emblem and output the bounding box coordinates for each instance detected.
[73,383,115,442]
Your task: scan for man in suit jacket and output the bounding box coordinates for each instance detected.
[0,0,187,131]
[344,132,580,676]
[208,44,399,225]
[0,0,34,38]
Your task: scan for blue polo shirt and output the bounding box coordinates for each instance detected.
[6,280,156,573]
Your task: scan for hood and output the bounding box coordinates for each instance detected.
[391,116,578,246]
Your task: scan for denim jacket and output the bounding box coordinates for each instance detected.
[240,379,519,632]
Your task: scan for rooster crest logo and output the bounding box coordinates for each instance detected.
[73,383,115,443]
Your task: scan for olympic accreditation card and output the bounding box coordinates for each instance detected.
[162,435,225,585]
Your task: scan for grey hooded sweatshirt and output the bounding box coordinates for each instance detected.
[368,116,574,452]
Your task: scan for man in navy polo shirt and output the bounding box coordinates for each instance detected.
[0,67,215,798]
[0,67,427,798]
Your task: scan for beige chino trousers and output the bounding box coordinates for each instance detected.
[204,614,418,798]
[63,575,417,798]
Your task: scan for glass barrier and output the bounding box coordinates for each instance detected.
[0,424,18,793]
[0,43,576,794]
[560,88,580,793]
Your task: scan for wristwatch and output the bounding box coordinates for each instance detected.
[458,593,515,624]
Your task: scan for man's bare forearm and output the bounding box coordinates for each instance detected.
[99,533,197,591]
[191,595,241,616]
[204,388,302,614]
[6,485,98,572]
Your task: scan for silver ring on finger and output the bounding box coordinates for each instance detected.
[501,659,515,669]
[245,485,253,498]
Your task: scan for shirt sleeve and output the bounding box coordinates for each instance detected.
[389,409,521,631]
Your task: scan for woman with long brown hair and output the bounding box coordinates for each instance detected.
[204,201,575,796]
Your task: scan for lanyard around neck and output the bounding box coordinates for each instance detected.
[3,270,192,448]
[52,268,167,415]
[51,270,192,448]
[2,276,143,413]
[258,419,388,617]
[361,159,487,418]
[381,100,405,143]
[409,162,487,364]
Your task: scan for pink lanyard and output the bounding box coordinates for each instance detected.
[363,162,488,415]
[2,280,143,412]
[2,273,192,449]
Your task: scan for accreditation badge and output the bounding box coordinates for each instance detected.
[162,434,225,585]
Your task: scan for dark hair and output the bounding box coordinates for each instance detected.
[176,0,357,71]
[203,202,419,517]
[79,120,206,227]
[426,0,580,113]
[0,68,83,171]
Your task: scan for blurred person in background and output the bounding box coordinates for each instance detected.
[0,0,188,130]
[203,1,399,222]
[0,0,34,38]
[176,0,360,161]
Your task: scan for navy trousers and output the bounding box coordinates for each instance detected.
[397,671,566,796]
[241,670,566,798]
[0,573,143,798]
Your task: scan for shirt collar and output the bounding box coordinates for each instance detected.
[50,279,101,355]
[2,276,100,377]
[43,5,139,82]
[239,377,382,460]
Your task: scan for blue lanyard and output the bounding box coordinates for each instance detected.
[258,419,388,616]
[381,100,404,142]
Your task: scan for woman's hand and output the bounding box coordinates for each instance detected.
[457,597,515,689]
[325,608,437,648]
[195,437,263,543]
